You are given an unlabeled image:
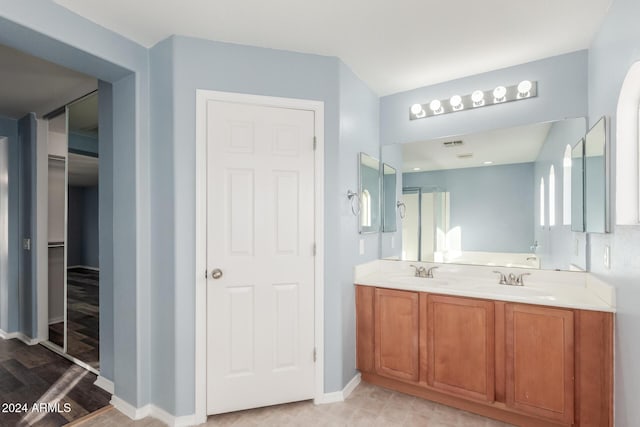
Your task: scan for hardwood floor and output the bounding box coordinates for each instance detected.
[48,268,99,369]
[0,337,110,426]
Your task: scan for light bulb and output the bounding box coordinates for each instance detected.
[493,86,507,102]
[471,90,485,106]
[517,80,532,97]
[483,161,494,165]
[450,95,463,110]
[429,99,442,113]
[411,103,423,115]
[413,167,421,171]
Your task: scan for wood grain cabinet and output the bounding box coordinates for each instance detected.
[354,285,613,426]
[374,288,420,382]
[426,295,495,402]
[505,304,574,424]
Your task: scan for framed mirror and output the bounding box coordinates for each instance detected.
[584,117,609,233]
[382,163,398,232]
[358,152,381,233]
[571,138,585,232]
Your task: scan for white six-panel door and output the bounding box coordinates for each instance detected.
[206,100,316,414]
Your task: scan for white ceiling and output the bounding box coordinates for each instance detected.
[402,122,553,172]
[0,44,97,119]
[54,0,612,95]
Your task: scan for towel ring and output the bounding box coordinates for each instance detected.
[347,190,361,216]
[397,201,406,219]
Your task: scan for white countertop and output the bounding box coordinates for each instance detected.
[354,260,615,313]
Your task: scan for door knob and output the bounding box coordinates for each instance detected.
[211,268,223,279]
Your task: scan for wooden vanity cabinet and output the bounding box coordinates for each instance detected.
[373,288,420,382]
[355,285,613,427]
[426,295,495,402]
[504,304,574,424]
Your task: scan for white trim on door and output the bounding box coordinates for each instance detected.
[194,90,325,424]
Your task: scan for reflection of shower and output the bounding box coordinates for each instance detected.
[402,187,450,261]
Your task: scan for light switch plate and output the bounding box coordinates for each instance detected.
[359,239,365,255]
[391,236,395,249]
[604,245,610,269]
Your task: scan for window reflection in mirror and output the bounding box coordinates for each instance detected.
[358,152,380,233]
[382,163,397,232]
[571,138,585,232]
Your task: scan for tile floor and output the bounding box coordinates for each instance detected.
[76,381,514,427]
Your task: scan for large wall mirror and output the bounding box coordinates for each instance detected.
[584,116,609,233]
[381,117,589,271]
[358,152,381,233]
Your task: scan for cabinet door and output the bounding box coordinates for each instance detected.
[505,304,574,424]
[374,288,419,382]
[427,295,495,401]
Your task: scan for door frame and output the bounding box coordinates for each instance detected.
[194,90,325,422]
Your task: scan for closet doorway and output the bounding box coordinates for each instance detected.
[46,92,100,370]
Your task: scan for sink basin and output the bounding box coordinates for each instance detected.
[386,275,449,287]
[470,285,553,298]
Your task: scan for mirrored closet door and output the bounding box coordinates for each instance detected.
[45,92,100,370]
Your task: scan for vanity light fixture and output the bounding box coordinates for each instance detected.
[409,80,538,120]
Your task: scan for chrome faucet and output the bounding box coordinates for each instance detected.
[410,265,439,278]
[410,265,427,277]
[493,270,531,286]
[426,266,439,278]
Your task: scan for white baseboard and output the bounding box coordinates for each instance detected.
[0,329,40,346]
[94,375,114,394]
[342,372,361,399]
[110,395,151,420]
[150,405,203,427]
[110,374,364,426]
[111,395,203,427]
[314,372,361,405]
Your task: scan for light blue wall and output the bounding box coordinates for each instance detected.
[148,36,176,415]
[0,0,151,408]
[404,163,535,253]
[338,62,380,387]
[18,113,37,338]
[97,79,114,384]
[69,132,98,157]
[533,118,587,270]
[147,36,380,416]
[150,35,343,415]
[67,186,99,268]
[380,51,588,146]
[0,116,20,333]
[587,0,640,424]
